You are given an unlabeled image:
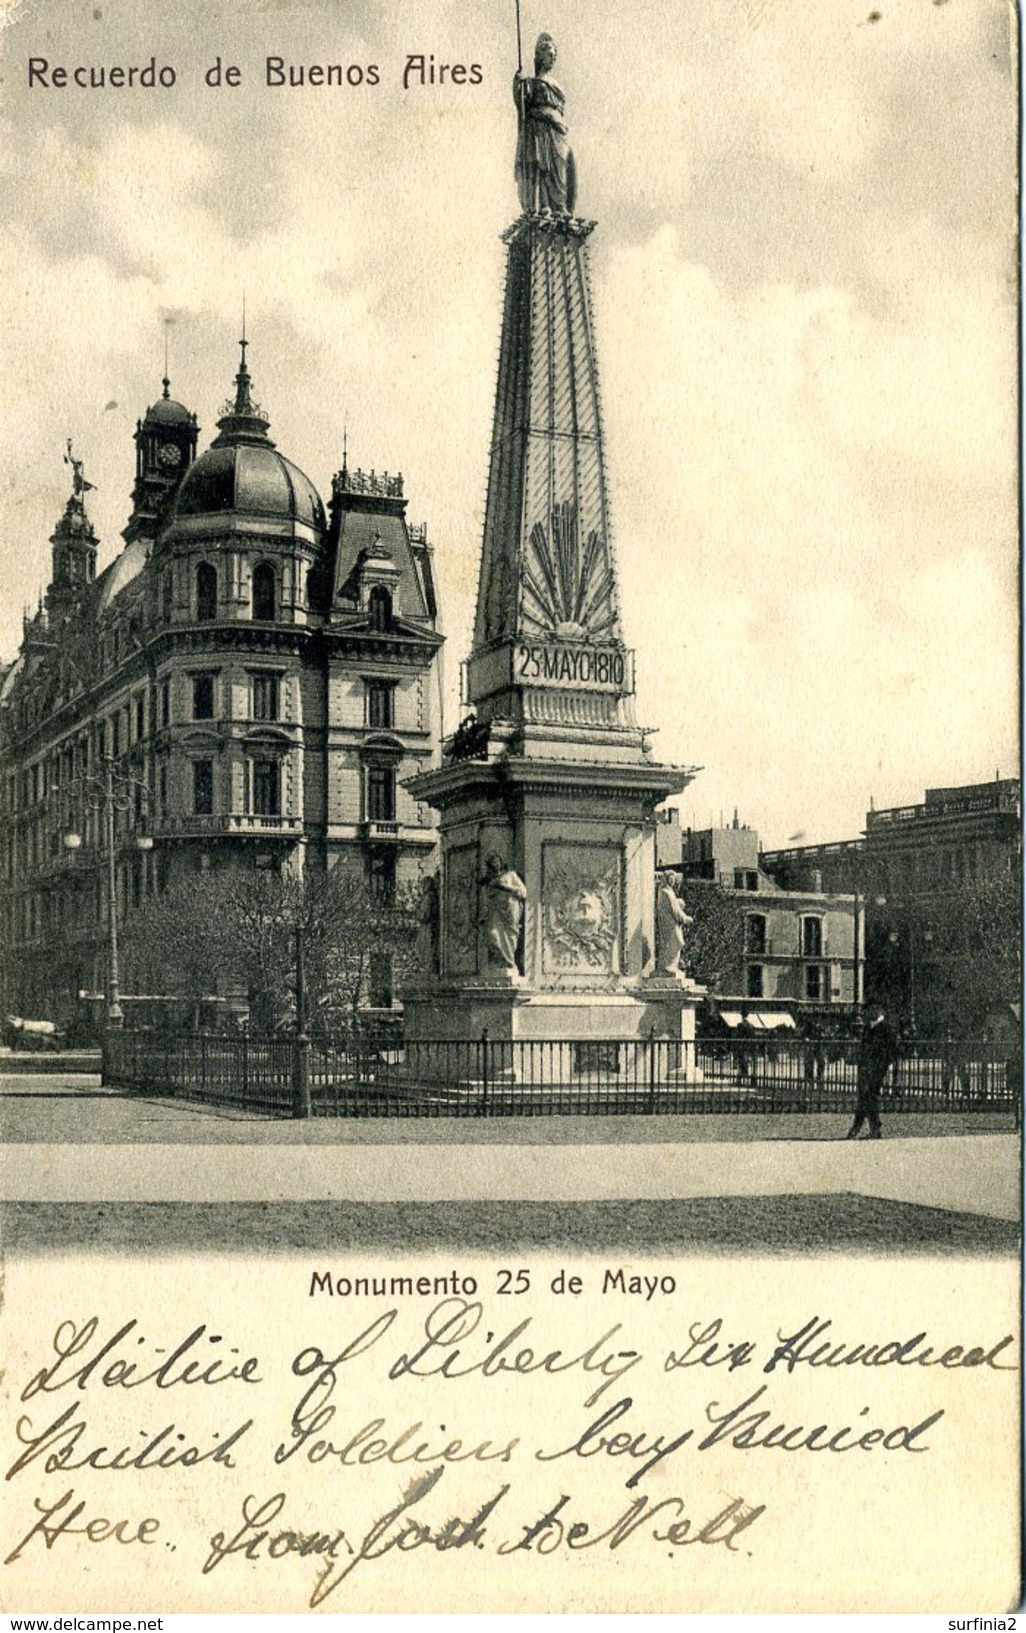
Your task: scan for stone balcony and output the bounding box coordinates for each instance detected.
[155,813,303,838]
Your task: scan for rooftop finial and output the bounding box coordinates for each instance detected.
[214,319,271,443]
[342,419,348,473]
[233,318,256,417]
[162,319,171,398]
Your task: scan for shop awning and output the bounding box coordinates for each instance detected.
[719,1011,744,1028]
[747,1012,797,1031]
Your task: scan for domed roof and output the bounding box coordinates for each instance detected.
[175,442,325,530]
[96,538,150,613]
[169,341,325,533]
[145,377,195,427]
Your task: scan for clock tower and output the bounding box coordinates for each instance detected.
[123,375,199,544]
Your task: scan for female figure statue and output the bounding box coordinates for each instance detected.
[415,873,440,975]
[514,32,576,216]
[481,852,527,973]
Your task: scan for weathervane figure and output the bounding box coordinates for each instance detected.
[514,29,576,215]
[64,439,95,498]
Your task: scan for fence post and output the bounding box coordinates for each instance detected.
[480,1028,490,1115]
[241,1032,249,1107]
[647,1026,657,1114]
[200,1028,208,1096]
[293,1031,312,1118]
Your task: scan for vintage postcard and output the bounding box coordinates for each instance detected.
[0,0,1020,1618]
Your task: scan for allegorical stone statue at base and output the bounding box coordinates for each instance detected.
[514,32,577,216]
[415,872,440,975]
[655,873,694,977]
[481,852,527,974]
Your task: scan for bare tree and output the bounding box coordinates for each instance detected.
[122,863,420,1034]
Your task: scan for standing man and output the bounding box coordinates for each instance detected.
[846,1003,898,1140]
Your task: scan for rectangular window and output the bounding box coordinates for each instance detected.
[805,964,823,1002]
[367,850,396,904]
[746,914,767,955]
[192,760,213,816]
[365,678,395,729]
[192,673,215,721]
[159,764,168,815]
[252,673,280,722]
[366,766,396,822]
[369,952,393,1009]
[746,964,764,999]
[134,693,145,741]
[802,916,823,958]
[161,679,171,728]
[111,715,121,758]
[253,759,280,817]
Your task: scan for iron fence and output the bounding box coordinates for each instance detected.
[103,1031,294,1115]
[101,1031,1020,1120]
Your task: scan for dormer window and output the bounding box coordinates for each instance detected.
[368,586,392,632]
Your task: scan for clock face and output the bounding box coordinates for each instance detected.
[157,443,182,469]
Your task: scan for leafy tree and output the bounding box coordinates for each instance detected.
[676,877,746,991]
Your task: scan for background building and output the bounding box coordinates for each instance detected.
[657,809,862,1017]
[761,778,1021,1034]
[0,343,443,1026]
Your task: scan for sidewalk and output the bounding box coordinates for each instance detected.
[2,1073,1019,1239]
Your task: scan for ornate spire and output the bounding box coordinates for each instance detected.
[212,331,273,447]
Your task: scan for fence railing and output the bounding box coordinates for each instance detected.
[101,1031,1020,1121]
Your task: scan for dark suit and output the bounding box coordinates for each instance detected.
[848,1016,898,1137]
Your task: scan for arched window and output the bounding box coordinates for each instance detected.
[252,562,276,622]
[368,585,392,632]
[196,561,217,622]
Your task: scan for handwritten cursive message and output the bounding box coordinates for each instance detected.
[2,1263,1018,1613]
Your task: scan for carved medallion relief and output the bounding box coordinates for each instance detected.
[541,842,621,976]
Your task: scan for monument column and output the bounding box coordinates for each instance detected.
[405,29,702,1059]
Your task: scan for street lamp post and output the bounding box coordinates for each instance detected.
[63,756,152,1033]
[103,757,123,1028]
[880,898,933,1037]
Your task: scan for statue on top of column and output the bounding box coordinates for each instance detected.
[514,32,577,216]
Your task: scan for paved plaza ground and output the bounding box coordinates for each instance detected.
[2,1070,1019,1256]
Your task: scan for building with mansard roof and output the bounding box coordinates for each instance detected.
[0,341,443,1027]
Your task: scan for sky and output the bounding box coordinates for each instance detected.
[0,0,1017,848]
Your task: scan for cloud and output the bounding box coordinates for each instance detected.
[0,0,1016,848]
[597,218,1017,839]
